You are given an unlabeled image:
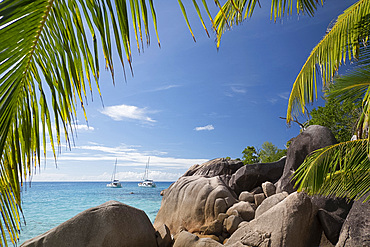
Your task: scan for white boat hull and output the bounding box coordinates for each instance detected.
[138,180,156,188]
[107,180,122,188]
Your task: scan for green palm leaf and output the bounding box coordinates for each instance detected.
[293,139,370,202]
[178,0,323,47]
[0,0,159,245]
[287,0,370,123]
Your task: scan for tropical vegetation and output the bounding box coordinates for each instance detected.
[241,142,286,164]
[309,98,361,142]
[179,0,370,203]
[1,0,370,245]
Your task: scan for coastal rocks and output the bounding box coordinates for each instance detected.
[226,201,255,221]
[275,125,337,193]
[173,231,223,247]
[336,193,370,247]
[21,201,157,247]
[229,157,286,195]
[255,192,288,218]
[156,224,173,247]
[224,215,243,235]
[238,191,254,203]
[262,181,276,197]
[154,175,237,235]
[225,192,322,247]
[310,195,353,245]
[182,158,243,185]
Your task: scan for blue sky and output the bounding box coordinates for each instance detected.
[32,0,357,182]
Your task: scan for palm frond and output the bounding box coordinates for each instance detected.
[287,0,370,123]
[177,0,323,47]
[0,0,159,245]
[293,139,370,202]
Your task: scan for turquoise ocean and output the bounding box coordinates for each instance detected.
[17,182,172,244]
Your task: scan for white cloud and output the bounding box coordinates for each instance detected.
[278,92,290,100]
[99,104,156,122]
[269,98,278,104]
[194,125,214,131]
[150,84,180,92]
[75,124,94,131]
[231,86,246,94]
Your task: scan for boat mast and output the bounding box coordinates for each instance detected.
[112,158,117,181]
[143,157,150,180]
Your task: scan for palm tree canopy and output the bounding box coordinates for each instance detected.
[0,0,159,244]
[179,0,370,203]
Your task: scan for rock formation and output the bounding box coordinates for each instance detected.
[21,201,158,247]
[182,158,243,185]
[228,157,286,195]
[154,175,237,235]
[275,125,337,193]
[225,192,322,247]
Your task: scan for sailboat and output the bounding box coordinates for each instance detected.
[138,157,156,188]
[106,159,122,188]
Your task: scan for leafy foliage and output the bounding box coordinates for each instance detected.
[241,142,286,164]
[0,0,159,245]
[241,146,259,164]
[259,142,287,163]
[309,98,361,142]
[294,140,370,202]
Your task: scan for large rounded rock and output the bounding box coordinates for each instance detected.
[21,201,157,247]
[311,195,353,245]
[182,158,243,185]
[336,193,370,247]
[229,157,286,195]
[226,201,255,221]
[255,192,288,218]
[173,231,223,247]
[225,192,322,247]
[276,125,337,193]
[154,175,237,235]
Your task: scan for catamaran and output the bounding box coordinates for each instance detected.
[107,159,122,188]
[138,157,156,188]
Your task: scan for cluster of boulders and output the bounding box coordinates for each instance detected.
[21,125,370,247]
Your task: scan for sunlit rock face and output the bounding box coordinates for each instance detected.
[21,201,158,247]
[182,158,243,185]
[154,175,237,235]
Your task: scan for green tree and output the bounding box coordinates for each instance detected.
[2,0,370,245]
[309,98,361,142]
[259,142,287,163]
[0,0,159,244]
[241,146,259,164]
[180,0,370,202]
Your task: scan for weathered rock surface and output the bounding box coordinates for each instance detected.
[225,192,322,247]
[173,231,223,247]
[336,193,370,247]
[21,201,157,247]
[238,191,254,203]
[156,224,173,247]
[154,175,237,235]
[311,195,353,245]
[255,192,288,218]
[224,215,243,235]
[317,209,344,245]
[182,158,243,185]
[229,157,286,195]
[200,220,223,236]
[275,125,337,193]
[262,181,276,197]
[254,193,266,207]
[226,201,255,221]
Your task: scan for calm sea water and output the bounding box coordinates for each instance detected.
[17,181,172,244]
